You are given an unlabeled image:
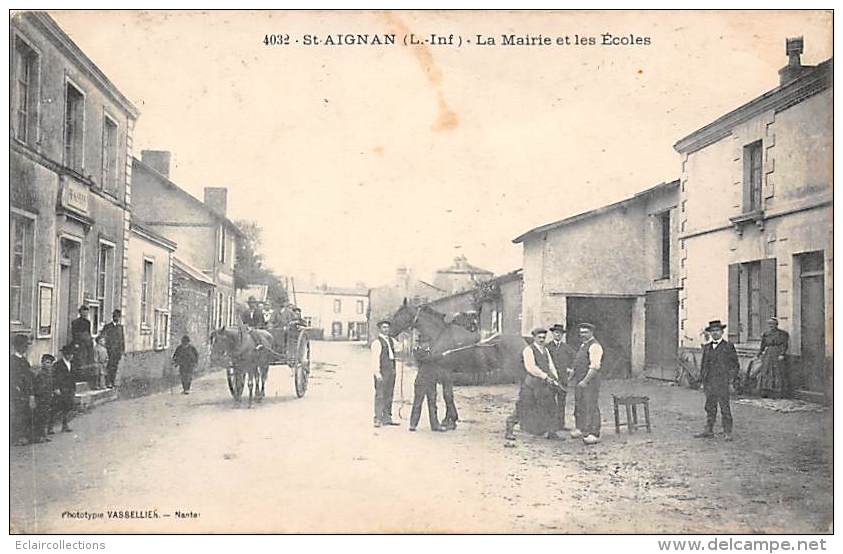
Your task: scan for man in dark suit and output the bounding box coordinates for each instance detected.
[100,309,126,389]
[241,297,267,329]
[547,323,575,430]
[695,319,740,441]
[70,305,93,379]
[10,334,33,445]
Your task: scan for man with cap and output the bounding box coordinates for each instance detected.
[506,328,564,440]
[242,296,267,329]
[695,319,740,441]
[570,323,604,445]
[547,323,575,429]
[371,319,401,427]
[756,317,791,398]
[30,354,56,442]
[70,305,93,379]
[51,344,77,434]
[10,334,33,445]
[100,309,125,389]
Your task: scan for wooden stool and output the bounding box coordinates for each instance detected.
[612,395,651,434]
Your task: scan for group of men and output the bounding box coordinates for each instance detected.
[508,323,605,445]
[69,306,126,390]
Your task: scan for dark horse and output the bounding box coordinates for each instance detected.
[389,301,527,427]
[210,325,274,407]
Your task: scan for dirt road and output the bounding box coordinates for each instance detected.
[10,341,832,533]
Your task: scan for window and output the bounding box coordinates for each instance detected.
[88,302,101,337]
[154,310,170,350]
[10,215,33,324]
[332,321,343,337]
[14,37,38,144]
[227,295,234,326]
[64,82,85,172]
[102,115,118,192]
[97,244,114,329]
[356,300,364,314]
[216,292,224,329]
[217,225,226,263]
[743,141,763,213]
[659,211,671,279]
[334,299,342,313]
[728,258,776,343]
[141,258,154,328]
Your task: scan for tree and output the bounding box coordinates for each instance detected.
[233,219,288,310]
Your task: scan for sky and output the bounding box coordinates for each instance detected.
[50,10,832,288]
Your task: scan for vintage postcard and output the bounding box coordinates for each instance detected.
[7,9,833,538]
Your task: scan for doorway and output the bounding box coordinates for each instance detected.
[566,296,635,379]
[57,237,82,348]
[798,251,825,393]
[644,289,679,380]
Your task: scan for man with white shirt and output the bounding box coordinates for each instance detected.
[371,319,401,428]
[570,323,604,445]
[505,328,565,441]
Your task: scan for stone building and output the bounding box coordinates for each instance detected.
[514,180,680,378]
[367,266,447,340]
[296,285,370,341]
[130,151,243,346]
[10,12,138,362]
[674,39,832,402]
[170,257,216,373]
[120,224,175,390]
[432,255,494,295]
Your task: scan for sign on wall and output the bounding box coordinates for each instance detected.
[37,283,53,338]
[60,175,89,215]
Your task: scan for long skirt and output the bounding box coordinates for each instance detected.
[518,376,560,435]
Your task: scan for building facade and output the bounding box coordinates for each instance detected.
[367,266,447,340]
[130,151,242,345]
[10,12,139,362]
[120,224,175,389]
[432,255,494,295]
[674,40,832,401]
[515,181,680,378]
[170,257,216,372]
[297,285,370,341]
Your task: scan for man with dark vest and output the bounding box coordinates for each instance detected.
[100,309,125,389]
[547,323,575,429]
[695,319,740,441]
[10,334,33,445]
[371,319,400,428]
[570,322,604,445]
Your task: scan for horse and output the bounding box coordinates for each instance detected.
[210,325,275,407]
[388,300,527,428]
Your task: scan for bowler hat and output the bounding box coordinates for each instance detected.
[60,343,76,355]
[79,305,89,312]
[377,319,391,326]
[41,354,56,364]
[12,334,30,348]
[705,319,727,332]
[549,324,565,332]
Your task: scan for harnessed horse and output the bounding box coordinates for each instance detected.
[210,325,275,407]
[388,301,527,426]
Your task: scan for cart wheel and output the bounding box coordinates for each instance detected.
[227,367,245,401]
[294,333,311,398]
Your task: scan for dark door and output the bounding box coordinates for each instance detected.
[799,252,825,393]
[644,289,679,380]
[566,296,634,379]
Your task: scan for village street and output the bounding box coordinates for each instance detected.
[10,341,832,534]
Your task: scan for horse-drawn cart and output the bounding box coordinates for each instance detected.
[213,321,311,406]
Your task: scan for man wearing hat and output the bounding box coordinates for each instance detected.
[506,328,564,441]
[756,317,791,398]
[548,323,575,429]
[10,334,33,445]
[242,296,267,329]
[100,309,125,389]
[70,305,94,382]
[696,320,739,441]
[371,319,401,427]
[570,323,604,445]
[51,344,77,434]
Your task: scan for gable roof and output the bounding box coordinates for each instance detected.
[132,157,244,237]
[173,256,215,287]
[513,180,679,244]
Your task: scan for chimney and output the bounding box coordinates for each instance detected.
[204,187,228,216]
[778,36,806,85]
[141,150,171,179]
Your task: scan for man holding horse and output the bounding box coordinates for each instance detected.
[371,319,401,428]
[547,323,575,430]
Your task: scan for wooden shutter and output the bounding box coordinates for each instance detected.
[759,257,777,324]
[728,263,740,343]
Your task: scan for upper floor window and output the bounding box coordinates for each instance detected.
[64,82,85,172]
[743,141,763,213]
[141,258,154,328]
[14,37,39,145]
[102,115,118,193]
[10,215,34,325]
[659,210,671,279]
[217,225,226,263]
[333,299,342,313]
[356,300,364,314]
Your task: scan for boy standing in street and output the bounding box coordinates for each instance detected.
[173,335,199,394]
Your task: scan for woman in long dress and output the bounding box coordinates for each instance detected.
[756,317,790,398]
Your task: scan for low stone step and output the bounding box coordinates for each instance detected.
[75,387,118,410]
[74,381,91,394]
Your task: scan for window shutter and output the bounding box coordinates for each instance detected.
[728,263,740,343]
[759,257,777,323]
